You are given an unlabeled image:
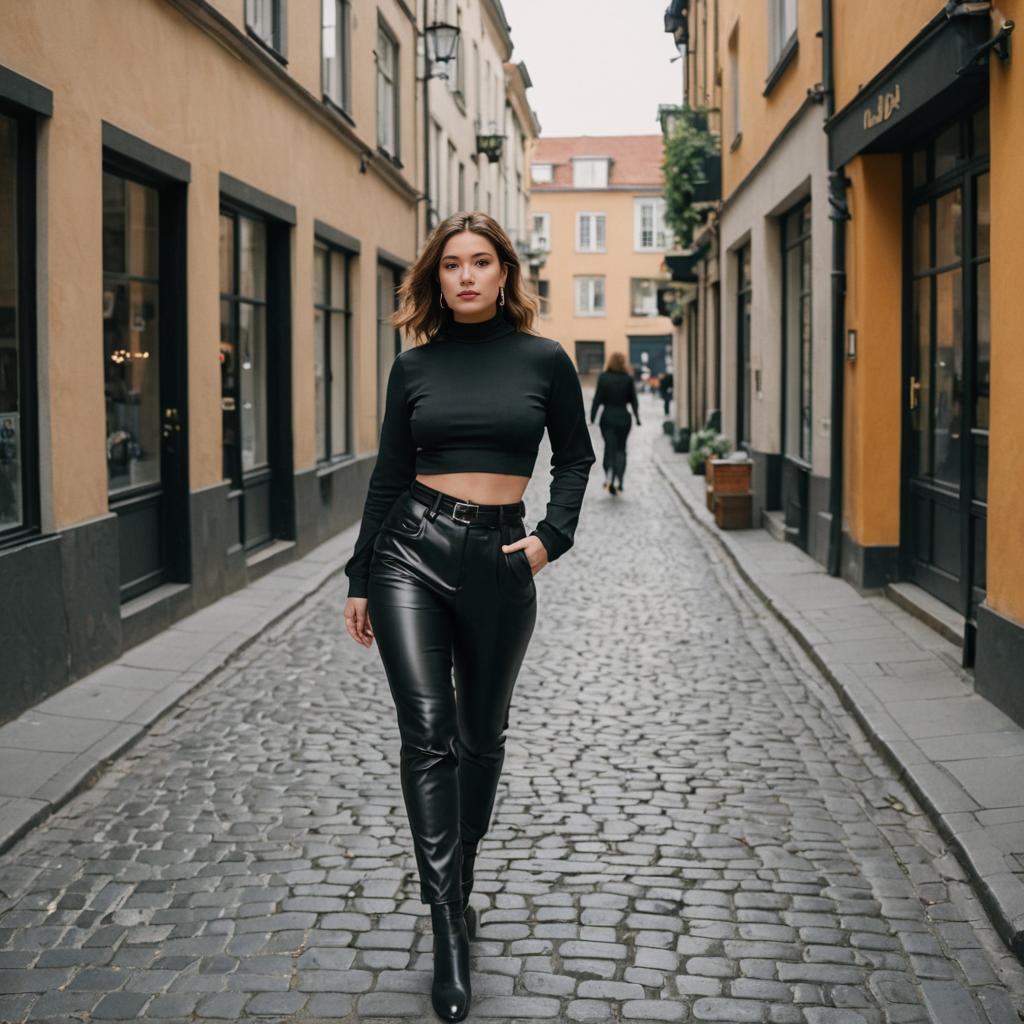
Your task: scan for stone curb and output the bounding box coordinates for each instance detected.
[652,438,1024,964]
[0,528,357,858]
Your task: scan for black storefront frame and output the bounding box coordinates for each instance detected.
[898,102,989,665]
[313,223,358,467]
[735,241,752,450]
[101,123,192,602]
[219,173,296,555]
[0,97,42,550]
[780,196,812,551]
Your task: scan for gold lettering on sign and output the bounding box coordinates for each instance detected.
[862,82,902,130]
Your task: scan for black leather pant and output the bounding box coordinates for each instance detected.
[366,480,537,905]
[599,410,632,484]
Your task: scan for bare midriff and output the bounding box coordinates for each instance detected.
[415,472,531,506]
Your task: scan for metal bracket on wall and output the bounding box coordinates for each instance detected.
[956,19,1015,74]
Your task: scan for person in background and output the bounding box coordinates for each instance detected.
[590,351,641,495]
[659,370,674,417]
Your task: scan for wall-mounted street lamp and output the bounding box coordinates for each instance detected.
[424,21,460,79]
[475,129,505,163]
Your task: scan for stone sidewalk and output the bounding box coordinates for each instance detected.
[651,428,1024,964]
[0,528,360,857]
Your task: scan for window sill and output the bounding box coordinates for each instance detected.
[377,146,404,170]
[575,311,607,318]
[0,524,44,553]
[323,94,355,128]
[730,131,743,152]
[576,248,608,255]
[452,90,467,117]
[763,34,798,96]
[316,454,355,478]
[245,24,288,66]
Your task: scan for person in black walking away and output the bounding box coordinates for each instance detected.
[342,211,596,1022]
[590,351,640,495]
[659,369,674,417]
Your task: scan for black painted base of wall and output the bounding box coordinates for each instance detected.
[808,474,831,568]
[749,449,782,523]
[1,455,376,726]
[841,531,900,591]
[975,603,1024,728]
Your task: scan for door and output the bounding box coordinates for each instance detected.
[102,168,188,602]
[902,107,989,657]
[628,335,671,389]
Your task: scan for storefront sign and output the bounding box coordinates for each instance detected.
[863,83,901,131]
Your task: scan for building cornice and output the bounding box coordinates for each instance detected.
[165,0,419,205]
[482,0,515,60]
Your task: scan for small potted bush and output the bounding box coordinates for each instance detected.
[688,428,731,475]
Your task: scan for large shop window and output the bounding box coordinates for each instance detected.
[0,109,38,543]
[313,240,352,463]
[376,261,402,437]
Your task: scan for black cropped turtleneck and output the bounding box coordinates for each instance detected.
[344,309,597,599]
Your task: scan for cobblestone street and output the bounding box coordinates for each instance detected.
[1,392,1023,1024]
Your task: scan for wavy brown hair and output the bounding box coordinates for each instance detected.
[605,351,632,374]
[393,211,539,344]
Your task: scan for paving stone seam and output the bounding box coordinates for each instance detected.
[652,442,1024,968]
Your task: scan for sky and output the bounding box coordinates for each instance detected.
[501,0,685,138]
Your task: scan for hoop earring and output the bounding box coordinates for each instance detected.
[498,286,506,307]
[439,292,447,310]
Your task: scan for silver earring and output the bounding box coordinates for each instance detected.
[498,286,505,307]
[439,292,446,310]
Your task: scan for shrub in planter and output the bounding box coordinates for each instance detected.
[688,428,731,475]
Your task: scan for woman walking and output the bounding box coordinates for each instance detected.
[342,212,595,1022]
[590,351,641,495]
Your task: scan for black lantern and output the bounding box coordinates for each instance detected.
[664,0,688,34]
[425,22,459,68]
[475,130,505,163]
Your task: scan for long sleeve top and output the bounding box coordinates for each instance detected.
[590,370,640,424]
[343,309,597,599]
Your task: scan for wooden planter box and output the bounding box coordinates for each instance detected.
[714,492,753,530]
[705,459,715,510]
[708,459,752,494]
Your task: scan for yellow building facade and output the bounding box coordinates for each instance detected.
[0,0,422,718]
[527,136,675,380]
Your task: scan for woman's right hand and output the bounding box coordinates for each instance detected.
[344,597,375,647]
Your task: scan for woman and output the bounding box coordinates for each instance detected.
[342,212,595,1022]
[590,351,641,495]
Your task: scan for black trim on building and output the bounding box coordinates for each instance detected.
[314,218,361,254]
[976,603,1024,728]
[219,171,297,225]
[0,64,53,117]
[377,246,410,270]
[825,9,990,169]
[101,122,191,183]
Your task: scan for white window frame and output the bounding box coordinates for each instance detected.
[631,278,660,317]
[575,276,606,317]
[768,0,798,69]
[634,197,668,252]
[531,162,553,184]
[530,212,551,252]
[376,20,399,158]
[576,212,607,253]
[572,157,610,189]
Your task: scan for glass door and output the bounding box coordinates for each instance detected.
[903,108,989,654]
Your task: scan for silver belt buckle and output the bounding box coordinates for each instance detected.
[451,501,479,524]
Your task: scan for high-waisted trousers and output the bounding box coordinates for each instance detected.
[366,479,538,905]
[599,409,632,484]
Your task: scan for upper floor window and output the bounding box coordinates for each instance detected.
[634,197,668,251]
[768,0,797,69]
[537,280,551,318]
[531,162,553,184]
[572,157,610,189]
[246,0,285,58]
[322,0,351,113]
[631,278,660,317]
[376,20,399,159]
[576,212,606,253]
[575,276,606,317]
[530,213,550,251]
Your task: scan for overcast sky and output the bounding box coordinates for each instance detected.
[502,0,685,137]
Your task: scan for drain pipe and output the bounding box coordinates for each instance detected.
[823,0,850,578]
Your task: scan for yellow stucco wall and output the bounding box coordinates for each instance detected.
[843,154,903,548]
[2,0,417,529]
[527,189,674,366]
[719,0,822,197]
[987,0,1023,623]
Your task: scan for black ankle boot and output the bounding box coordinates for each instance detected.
[429,901,471,1022]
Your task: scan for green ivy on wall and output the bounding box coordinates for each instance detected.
[661,107,719,249]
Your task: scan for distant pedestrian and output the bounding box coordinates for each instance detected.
[590,352,641,495]
[659,370,674,416]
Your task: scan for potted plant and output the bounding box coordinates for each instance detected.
[688,427,731,475]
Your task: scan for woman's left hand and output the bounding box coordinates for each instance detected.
[501,536,548,576]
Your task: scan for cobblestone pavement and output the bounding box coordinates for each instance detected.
[2,395,1024,1024]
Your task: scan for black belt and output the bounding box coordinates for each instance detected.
[410,479,525,525]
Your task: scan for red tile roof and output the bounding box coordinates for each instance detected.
[531,135,665,188]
